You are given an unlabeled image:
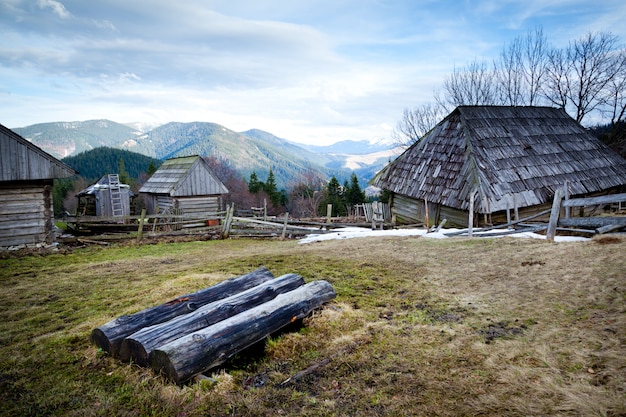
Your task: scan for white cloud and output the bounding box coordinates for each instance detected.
[37,0,71,19]
[1,0,626,145]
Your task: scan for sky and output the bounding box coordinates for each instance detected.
[1,0,626,146]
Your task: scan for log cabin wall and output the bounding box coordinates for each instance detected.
[1,123,75,248]
[0,181,54,247]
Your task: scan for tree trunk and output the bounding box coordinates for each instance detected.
[119,273,305,365]
[90,267,274,356]
[149,280,336,384]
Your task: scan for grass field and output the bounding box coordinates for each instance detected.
[1,234,625,416]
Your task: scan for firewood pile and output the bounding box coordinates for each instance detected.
[90,267,336,383]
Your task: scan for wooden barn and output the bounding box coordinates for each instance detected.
[0,123,76,247]
[76,174,134,217]
[139,155,228,215]
[372,106,626,227]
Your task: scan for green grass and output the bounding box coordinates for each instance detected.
[1,235,625,416]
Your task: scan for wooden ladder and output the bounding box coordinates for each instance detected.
[108,174,124,217]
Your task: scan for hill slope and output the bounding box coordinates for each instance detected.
[121,122,350,187]
[13,119,395,188]
[62,148,162,181]
[14,120,140,159]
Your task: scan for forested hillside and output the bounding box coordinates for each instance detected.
[122,122,349,188]
[61,147,162,181]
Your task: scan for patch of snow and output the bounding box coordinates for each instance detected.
[297,227,589,244]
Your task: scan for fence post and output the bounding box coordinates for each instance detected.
[468,191,475,237]
[281,212,289,240]
[546,188,564,242]
[137,209,146,241]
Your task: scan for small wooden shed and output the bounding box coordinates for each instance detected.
[372,106,626,227]
[139,155,228,215]
[0,123,76,247]
[76,174,134,217]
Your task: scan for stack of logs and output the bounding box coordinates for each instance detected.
[90,267,336,384]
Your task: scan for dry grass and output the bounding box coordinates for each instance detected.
[0,234,625,416]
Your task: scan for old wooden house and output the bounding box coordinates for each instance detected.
[76,174,134,217]
[139,155,228,215]
[0,123,76,247]
[372,106,626,227]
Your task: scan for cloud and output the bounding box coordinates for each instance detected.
[37,0,71,18]
[1,0,626,145]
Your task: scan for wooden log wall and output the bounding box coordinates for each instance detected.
[0,182,53,247]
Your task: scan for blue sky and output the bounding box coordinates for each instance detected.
[1,0,625,145]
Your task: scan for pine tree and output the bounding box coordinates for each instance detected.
[346,173,366,206]
[264,169,281,207]
[321,176,346,216]
[248,172,262,194]
[118,158,130,185]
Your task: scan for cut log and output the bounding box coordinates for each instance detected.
[90,266,275,357]
[119,273,305,365]
[149,280,336,384]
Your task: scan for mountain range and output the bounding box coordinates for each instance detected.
[13,120,401,188]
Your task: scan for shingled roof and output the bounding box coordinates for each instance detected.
[373,106,626,213]
[139,155,228,196]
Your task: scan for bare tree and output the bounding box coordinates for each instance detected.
[439,59,503,108]
[522,27,550,105]
[287,168,326,218]
[602,48,626,125]
[567,32,624,123]
[543,46,571,110]
[392,103,446,146]
[543,31,625,124]
[495,28,550,106]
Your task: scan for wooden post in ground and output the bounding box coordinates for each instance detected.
[281,212,289,240]
[546,188,564,242]
[327,204,332,224]
[468,191,475,237]
[564,181,571,219]
[137,209,146,241]
[424,197,429,232]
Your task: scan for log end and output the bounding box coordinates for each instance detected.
[90,328,115,356]
[149,349,181,384]
[119,338,149,367]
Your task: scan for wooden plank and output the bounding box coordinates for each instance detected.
[149,280,336,384]
[90,267,275,357]
[468,191,475,237]
[596,224,625,234]
[119,273,305,366]
[562,193,626,207]
[546,188,564,242]
[559,216,626,228]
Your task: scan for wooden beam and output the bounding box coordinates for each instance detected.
[562,193,626,207]
[559,216,626,228]
[546,188,564,242]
